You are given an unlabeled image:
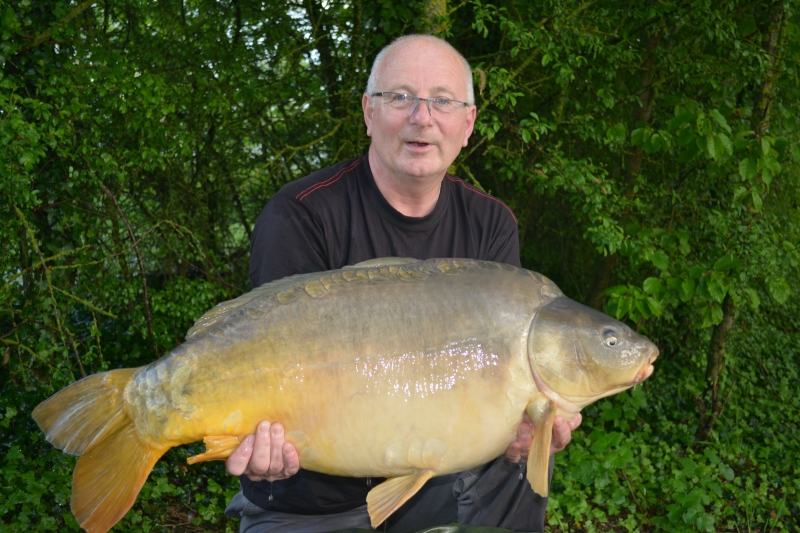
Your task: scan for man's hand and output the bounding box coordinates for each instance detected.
[504,413,583,462]
[225,421,300,482]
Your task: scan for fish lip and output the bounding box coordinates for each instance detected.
[633,351,659,383]
[529,363,582,414]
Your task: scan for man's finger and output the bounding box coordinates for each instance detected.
[283,442,300,477]
[516,421,533,457]
[551,416,572,454]
[248,421,274,477]
[225,434,254,477]
[267,423,286,477]
[505,440,522,463]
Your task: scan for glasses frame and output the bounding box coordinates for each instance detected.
[371,92,471,119]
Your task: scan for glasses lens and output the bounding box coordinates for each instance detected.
[383,93,416,111]
[378,93,466,122]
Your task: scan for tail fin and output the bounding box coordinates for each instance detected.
[33,369,170,533]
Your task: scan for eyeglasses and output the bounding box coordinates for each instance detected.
[371,92,471,122]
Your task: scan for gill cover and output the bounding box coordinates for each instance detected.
[527,297,658,407]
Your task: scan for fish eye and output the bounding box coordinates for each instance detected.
[602,328,619,347]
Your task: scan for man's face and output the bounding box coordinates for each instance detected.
[362,40,477,183]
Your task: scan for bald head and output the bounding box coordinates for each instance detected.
[365,35,475,105]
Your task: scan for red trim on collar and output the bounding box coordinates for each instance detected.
[296,157,365,201]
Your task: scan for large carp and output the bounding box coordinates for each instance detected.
[33,258,658,533]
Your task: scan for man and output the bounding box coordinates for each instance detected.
[224,35,581,532]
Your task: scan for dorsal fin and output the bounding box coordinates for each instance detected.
[348,257,420,268]
[184,276,304,339]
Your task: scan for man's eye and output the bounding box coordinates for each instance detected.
[394,94,409,102]
[432,98,450,106]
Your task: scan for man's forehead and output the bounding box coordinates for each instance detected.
[378,40,467,94]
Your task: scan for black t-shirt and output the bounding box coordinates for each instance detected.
[249,155,520,287]
[245,155,520,515]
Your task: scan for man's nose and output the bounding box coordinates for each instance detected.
[409,98,434,125]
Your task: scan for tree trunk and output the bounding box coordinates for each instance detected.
[695,295,738,443]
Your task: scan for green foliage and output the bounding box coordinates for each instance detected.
[2,0,799,532]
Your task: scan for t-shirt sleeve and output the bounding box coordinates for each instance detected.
[249,195,330,288]
[486,211,521,268]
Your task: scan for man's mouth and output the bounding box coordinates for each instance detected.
[407,142,430,147]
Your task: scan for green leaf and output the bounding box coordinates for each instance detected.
[765,156,781,175]
[761,137,771,155]
[707,278,726,303]
[1,6,20,31]
[716,132,732,155]
[643,277,662,295]
[631,128,645,146]
[751,190,762,211]
[668,112,695,130]
[616,295,631,320]
[710,304,724,325]
[636,297,652,319]
[703,448,720,465]
[761,166,772,187]
[706,134,717,160]
[713,254,743,272]
[646,132,664,153]
[604,284,629,296]
[774,135,789,152]
[718,463,735,481]
[681,278,696,301]
[696,114,710,135]
[697,513,716,532]
[710,109,731,133]
[766,276,792,304]
[739,157,758,181]
[745,288,761,308]
[652,251,669,271]
[607,123,627,144]
[646,296,662,317]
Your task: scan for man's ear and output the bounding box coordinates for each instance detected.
[462,105,477,147]
[362,93,374,137]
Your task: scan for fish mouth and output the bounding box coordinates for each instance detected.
[633,351,659,384]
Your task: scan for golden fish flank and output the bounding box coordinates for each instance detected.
[32,257,659,533]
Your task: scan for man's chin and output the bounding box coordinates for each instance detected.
[396,158,447,180]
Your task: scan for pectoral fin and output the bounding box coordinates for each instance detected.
[187,435,242,464]
[366,470,434,527]
[526,399,556,497]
